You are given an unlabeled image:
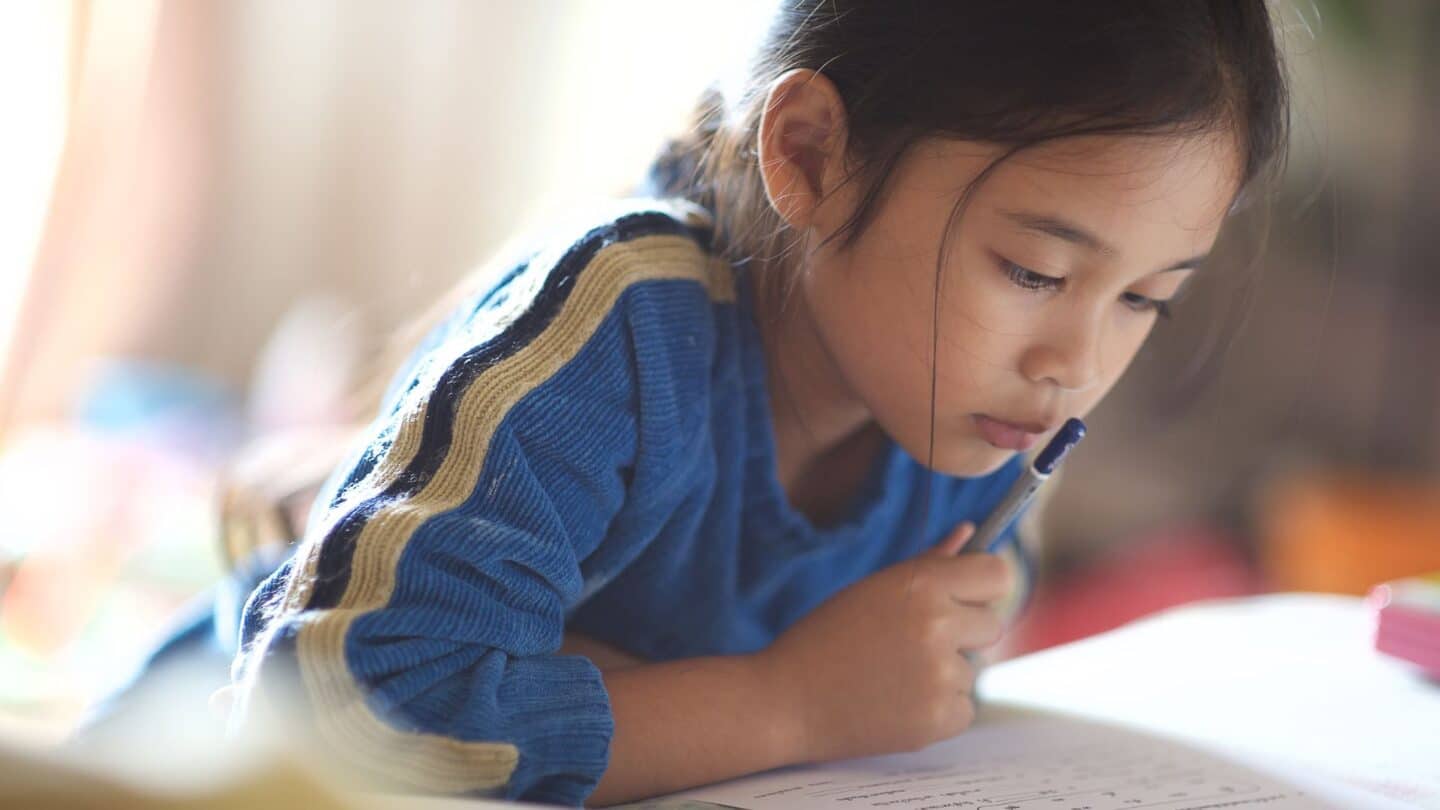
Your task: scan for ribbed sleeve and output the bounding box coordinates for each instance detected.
[231,208,730,805]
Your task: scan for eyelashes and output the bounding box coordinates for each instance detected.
[1001,260,1063,292]
[998,258,1173,320]
[1122,291,1173,319]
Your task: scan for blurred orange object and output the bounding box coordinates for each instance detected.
[1260,472,1440,595]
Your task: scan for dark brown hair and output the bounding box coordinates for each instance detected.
[645,0,1289,283]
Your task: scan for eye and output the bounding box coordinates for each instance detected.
[1121,291,1173,319]
[1000,259,1064,292]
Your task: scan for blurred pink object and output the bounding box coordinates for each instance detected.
[1369,573,1440,678]
[1008,525,1261,655]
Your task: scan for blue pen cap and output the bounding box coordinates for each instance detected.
[1033,417,1086,475]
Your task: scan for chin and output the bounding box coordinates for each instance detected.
[915,440,1016,479]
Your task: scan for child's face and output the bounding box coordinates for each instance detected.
[803,133,1239,476]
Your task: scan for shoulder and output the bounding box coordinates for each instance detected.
[503,197,736,323]
[548,198,739,356]
[497,198,739,392]
[381,199,736,414]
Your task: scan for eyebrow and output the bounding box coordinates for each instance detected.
[1000,209,1209,273]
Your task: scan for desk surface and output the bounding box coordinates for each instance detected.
[391,594,1439,809]
[980,593,1440,809]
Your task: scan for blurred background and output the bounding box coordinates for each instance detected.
[0,0,1435,745]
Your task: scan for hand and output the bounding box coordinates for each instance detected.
[754,522,1014,762]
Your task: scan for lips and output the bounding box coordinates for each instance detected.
[972,414,1052,451]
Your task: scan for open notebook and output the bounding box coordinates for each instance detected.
[612,706,1409,810]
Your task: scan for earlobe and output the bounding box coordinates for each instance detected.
[756,69,848,232]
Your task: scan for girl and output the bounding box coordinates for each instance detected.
[229,2,1289,806]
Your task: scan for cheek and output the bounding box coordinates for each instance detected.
[892,256,1031,403]
[1077,314,1156,408]
[933,270,1034,388]
[875,291,951,408]
[825,234,948,392]
[811,260,934,402]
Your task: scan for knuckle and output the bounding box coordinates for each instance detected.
[925,585,954,608]
[906,560,935,585]
[901,574,935,604]
[956,655,977,688]
[920,613,949,645]
[925,703,949,735]
[953,554,1006,597]
[955,695,977,730]
[924,656,952,692]
[980,607,1004,643]
[971,554,1015,600]
[981,553,1009,583]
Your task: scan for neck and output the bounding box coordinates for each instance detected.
[749,268,876,492]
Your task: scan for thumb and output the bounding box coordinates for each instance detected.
[928,521,976,557]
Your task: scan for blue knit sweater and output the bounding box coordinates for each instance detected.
[232,200,1029,806]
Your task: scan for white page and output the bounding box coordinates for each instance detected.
[643,706,1407,810]
[977,595,1440,808]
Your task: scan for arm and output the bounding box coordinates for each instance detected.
[554,632,810,806]
[232,218,732,805]
[590,654,803,806]
[587,524,1014,806]
[234,393,627,804]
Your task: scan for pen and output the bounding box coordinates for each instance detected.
[967,417,1087,554]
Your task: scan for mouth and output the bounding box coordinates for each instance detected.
[971,414,1054,452]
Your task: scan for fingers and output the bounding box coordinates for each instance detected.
[952,691,977,732]
[915,525,1016,603]
[927,522,975,557]
[947,603,1005,649]
[933,552,1015,603]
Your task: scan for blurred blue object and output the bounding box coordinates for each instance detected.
[73,359,243,462]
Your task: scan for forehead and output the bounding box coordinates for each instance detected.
[908,133,1241,254]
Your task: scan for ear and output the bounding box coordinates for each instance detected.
[756,69,849,233]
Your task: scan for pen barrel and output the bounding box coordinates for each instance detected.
[968,468,1046,553]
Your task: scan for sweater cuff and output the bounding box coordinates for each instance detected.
[499,654,615,805]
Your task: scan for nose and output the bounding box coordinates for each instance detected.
[1019,313,1104,393]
